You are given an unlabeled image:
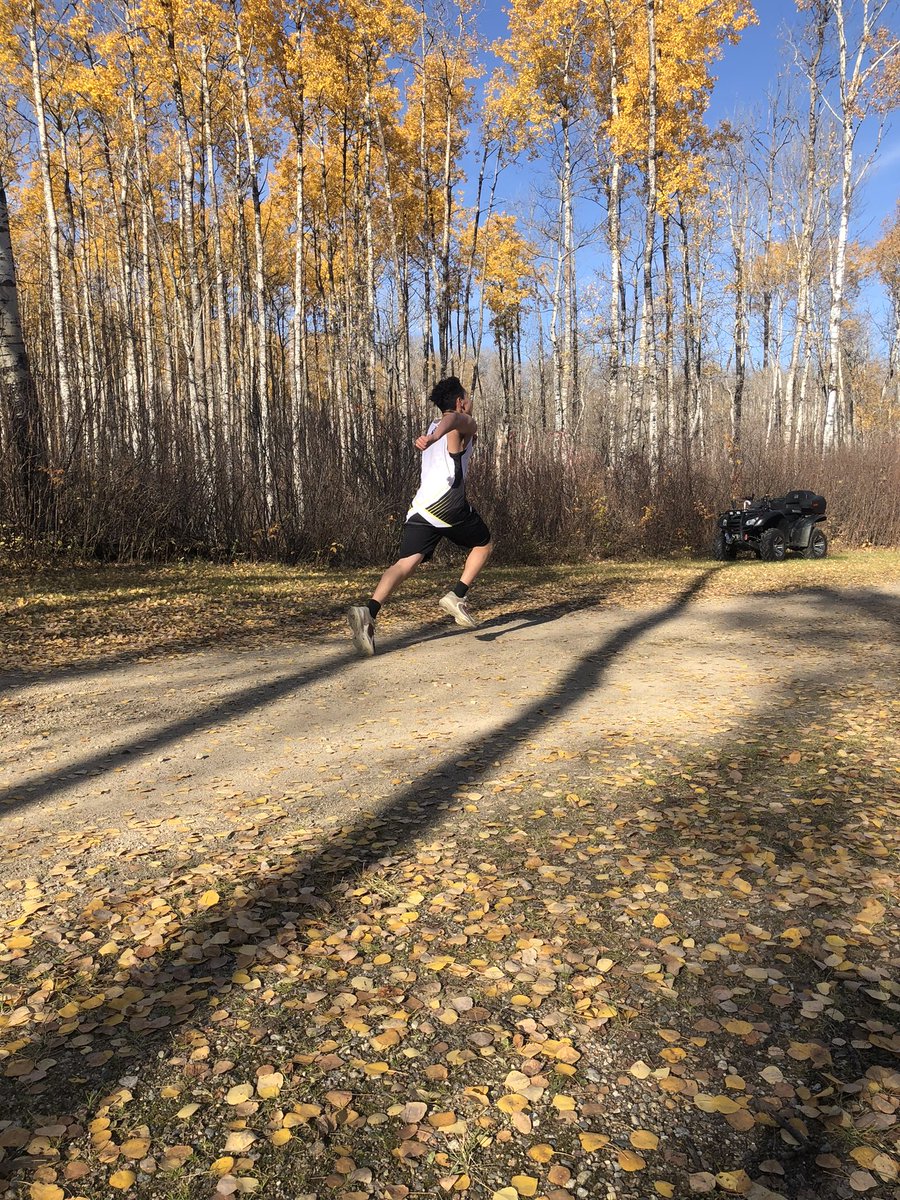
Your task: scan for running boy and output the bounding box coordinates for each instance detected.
[347,376,492,657]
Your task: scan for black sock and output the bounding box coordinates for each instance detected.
[367,599,381,620]
[452,581,469,599]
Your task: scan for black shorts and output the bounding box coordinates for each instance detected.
[398,509,491,562]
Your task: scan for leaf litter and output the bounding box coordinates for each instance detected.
[2,553,897,675]
[0,565,898,1199]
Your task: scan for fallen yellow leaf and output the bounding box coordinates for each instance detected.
[848,1170,878,1193]
[504,1070,531,1092]
[850,1148,879,1169]
[723,1020,754,1036]
[715,1169,752,1194]
[256,1071,284,1099]
[121,1137,150,1159]
[30,1186,64,1200]
[363,1061,390,1075]
[631,1130,659,1151]
[579,1132,609,1152]
[527,1143,555,1163]
[224,1131,256,1153]
[619,1149,646,1172]
[511,1176,538,1197]
[694,1094,743,1114]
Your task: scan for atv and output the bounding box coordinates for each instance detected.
[713,489,828,562]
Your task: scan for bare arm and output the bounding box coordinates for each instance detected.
[415,410,477,451]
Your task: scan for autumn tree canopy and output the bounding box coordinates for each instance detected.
[0,0,897,555]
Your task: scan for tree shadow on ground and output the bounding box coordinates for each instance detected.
[1,570,896,1200]
[0,585,626,812]
[1,575,713,1105]
[0,570,627,699]
[713,584,900,639]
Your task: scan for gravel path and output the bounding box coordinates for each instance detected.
[2,581,897,873]
[1,579,899,1200]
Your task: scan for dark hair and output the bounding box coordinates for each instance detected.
[428,376,465,413]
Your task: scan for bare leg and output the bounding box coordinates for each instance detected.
[372,553,424,605]
[459,541,493,586]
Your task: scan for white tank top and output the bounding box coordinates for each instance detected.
[408,419,475,527]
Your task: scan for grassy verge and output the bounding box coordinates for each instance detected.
[2,550,898,675]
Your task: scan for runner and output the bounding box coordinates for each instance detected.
[347,376,492,657]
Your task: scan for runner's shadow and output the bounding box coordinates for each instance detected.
[476,594,607,641]
[375,591,609,653]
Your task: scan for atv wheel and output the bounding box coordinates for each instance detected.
[712,531,737,561]
[759,528,787,562]
[802,529,828,559]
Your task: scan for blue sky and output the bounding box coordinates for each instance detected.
[706,6,898,240]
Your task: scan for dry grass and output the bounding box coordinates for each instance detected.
[1,550,898,676]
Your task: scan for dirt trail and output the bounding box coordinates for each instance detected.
[1,580,899,1200]
[2,583,897,876]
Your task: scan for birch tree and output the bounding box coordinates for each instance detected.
[868,204,900,414]
[27,0,73,439]
[820,0,898,448]
[494,0,594,433]
[0,165,48,520]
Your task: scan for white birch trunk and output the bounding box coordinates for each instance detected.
[823,0,853,449]
[28,2,72,435]
[605,4,623,389]
[549,182,565,434]
[200,46,232,443]
[636,0,659,467]
[363,59,378,409]
[235,16,271,510]
[439,55,454,375]
[562,111,578,430]
[292,133,308,415]
[785,8,825,448]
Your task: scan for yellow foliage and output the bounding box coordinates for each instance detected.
[461,213,540,328]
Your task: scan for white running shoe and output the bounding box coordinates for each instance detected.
[347,606,376,656]
[439,591,478,629]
